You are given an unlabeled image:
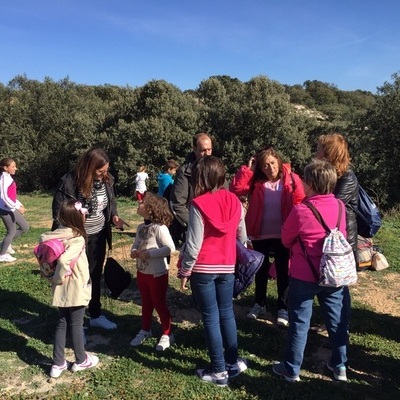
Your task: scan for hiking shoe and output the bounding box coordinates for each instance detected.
[326,363,347,381]
[130,329,152,346]
[71,353,99,372]
[196,367,229,387]
[277,309,289,327]
[226,357,248,378]
[156,334,175,351]
[50,361,68,378]
[247,304,266,319]
[0,253,17,262]
[90,315,117,330]
[272,362,300,382]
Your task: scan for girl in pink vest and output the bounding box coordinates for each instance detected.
[179,156,247,386]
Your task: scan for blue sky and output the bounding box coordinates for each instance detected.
[1,0,399,93]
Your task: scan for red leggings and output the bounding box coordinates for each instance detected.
[136,192,145,202]
[137,271,171,335]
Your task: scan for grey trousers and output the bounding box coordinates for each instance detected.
[53,306,86,366]
[0,208,29,254]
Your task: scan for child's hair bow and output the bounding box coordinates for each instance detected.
[74,201,89,215]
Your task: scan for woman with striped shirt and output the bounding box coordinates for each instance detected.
[52,148,128,330]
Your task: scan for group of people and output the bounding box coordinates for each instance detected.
[0,131,358,385]
[173,132,357,385]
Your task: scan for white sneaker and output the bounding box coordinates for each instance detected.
[89,315,117,330]
[7,245,15,254]
[71,353,99,372]
[0,242,16,254]
[277,309,289,327]
[195,367,229,387]
[247,304,266,319]
[226,357,248,378]
[50,361,68,378]
[156,334,175,351]
[0,253,17,262]
[130,329,152,346]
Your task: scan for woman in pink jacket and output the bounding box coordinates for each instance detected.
[230,147,304,326]
[273,159,349,382]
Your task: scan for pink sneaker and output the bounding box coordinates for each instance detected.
[50,361,68,378]
[71,353,99,372]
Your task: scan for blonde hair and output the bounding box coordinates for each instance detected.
[317,133,351,178]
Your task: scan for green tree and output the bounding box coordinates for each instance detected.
[349,72,400,208]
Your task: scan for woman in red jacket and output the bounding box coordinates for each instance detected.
[230,147,305,326]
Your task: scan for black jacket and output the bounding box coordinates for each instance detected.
[170,152,196,227]
[51,171,118,249]
[334,170,359,254]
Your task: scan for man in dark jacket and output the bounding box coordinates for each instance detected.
[169,133,212,246]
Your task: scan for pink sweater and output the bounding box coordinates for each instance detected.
[282,194,347,283]
[230,163,305,239]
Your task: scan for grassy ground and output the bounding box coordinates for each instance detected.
[0,194,399,399]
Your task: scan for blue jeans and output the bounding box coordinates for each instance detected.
[283,278,348,377]
[190,273,238,373]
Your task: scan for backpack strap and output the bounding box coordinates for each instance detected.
[304,200,342,232]
[298,200,343,282]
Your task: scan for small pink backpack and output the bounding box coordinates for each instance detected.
[34,238,84,279]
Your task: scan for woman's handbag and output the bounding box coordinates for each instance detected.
[234,240,265,298]
[104,256,132,299]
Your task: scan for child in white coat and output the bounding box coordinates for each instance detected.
[40,200,98,378]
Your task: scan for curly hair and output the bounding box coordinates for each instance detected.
[317,133,351,178]
[143,192,174,226]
